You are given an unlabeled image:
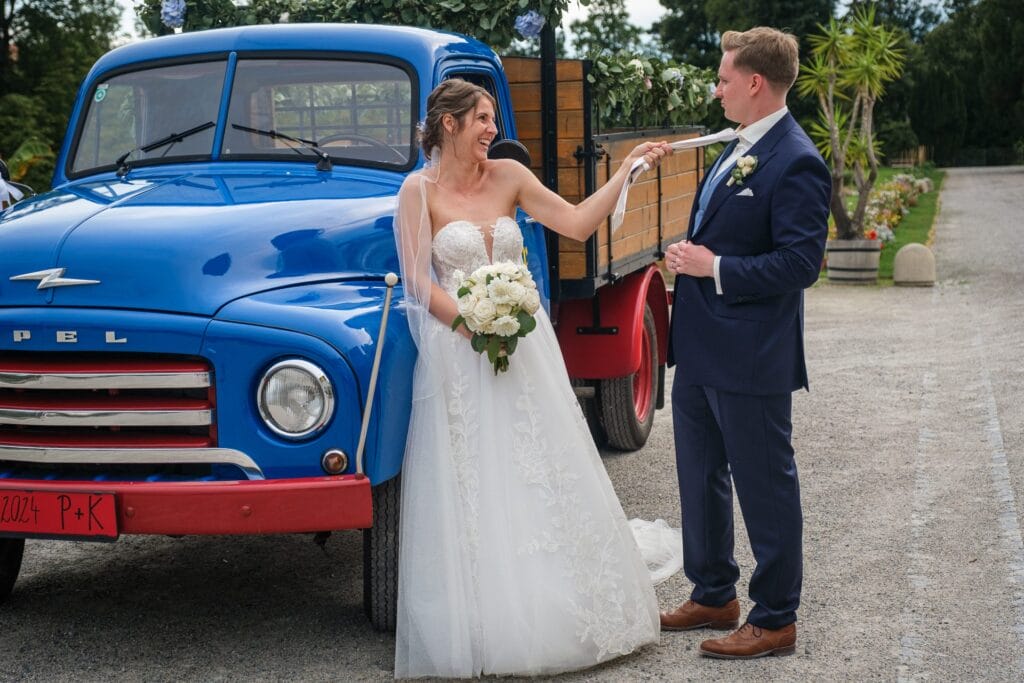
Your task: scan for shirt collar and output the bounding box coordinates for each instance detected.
[737,106,789,150]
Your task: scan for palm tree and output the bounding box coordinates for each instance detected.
[797,6,905,240]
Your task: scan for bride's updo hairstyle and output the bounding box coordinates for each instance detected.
[419,78,497,159]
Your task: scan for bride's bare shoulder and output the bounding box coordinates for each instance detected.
[486,158,533,185]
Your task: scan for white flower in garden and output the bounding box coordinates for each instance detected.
[492,315,521,337]
[628,58,645,76]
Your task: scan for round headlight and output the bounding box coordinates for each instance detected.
[257,359,334,439]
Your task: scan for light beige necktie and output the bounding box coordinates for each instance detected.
[610,128,738,233]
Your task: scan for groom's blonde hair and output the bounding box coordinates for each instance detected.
[721,27,800,92]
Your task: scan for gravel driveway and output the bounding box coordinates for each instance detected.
[3,166,1023,682]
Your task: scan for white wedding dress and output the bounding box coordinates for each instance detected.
[394,216,661,679]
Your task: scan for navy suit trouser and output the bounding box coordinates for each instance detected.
[671,376,803,629]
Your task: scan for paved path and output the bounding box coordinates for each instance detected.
[3,167,1023,681]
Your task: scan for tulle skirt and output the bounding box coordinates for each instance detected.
[395,312,661,679]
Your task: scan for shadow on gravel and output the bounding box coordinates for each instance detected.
[5,532,394,680]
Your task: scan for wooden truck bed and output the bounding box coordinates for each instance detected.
[504,56,705,300]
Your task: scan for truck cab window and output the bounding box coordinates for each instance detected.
[70,61,226,176]
[223,59,414,168]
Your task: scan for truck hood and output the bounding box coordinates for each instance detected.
[0,171,401,315]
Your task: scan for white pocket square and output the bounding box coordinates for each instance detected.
[737,187,755,197]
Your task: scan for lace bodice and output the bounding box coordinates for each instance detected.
[432,216,523,293]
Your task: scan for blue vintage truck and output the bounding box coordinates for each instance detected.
[0,23,703,630]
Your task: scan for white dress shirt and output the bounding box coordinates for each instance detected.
[712,106,789,295]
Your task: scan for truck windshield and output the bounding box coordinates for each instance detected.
[222,58,414,169]
[69,57,415,177]
[71,61,226,176]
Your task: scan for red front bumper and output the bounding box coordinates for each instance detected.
[0,475,372,536]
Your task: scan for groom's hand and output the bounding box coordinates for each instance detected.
[666,241,715,278]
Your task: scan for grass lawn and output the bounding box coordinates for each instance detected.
[837,165,946,284]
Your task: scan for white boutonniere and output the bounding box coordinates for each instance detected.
[726,155,758,186]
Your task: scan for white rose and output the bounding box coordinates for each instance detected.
[491,315,521,337]
[494,261,519,277]
[472,298,497,323]
[487,278,517,305]
[470,283,487,299]
[521,289,541,315]
[495,303,512,317]
[457,293,478,317]
[509,281,527,305]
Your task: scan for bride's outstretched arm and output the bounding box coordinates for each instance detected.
[512,141,671,241]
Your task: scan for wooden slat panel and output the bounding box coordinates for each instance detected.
[503,57,585,84]
[559,234,586,252]
[509,81,584,112]
[558,251,587,279]
[513,110,585,141]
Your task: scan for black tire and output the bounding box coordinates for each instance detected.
[363,475,400,632]
[0,538,25,605]
[571,378,609,450]
[599,305,658,451]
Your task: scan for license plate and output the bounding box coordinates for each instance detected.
[0,489,118,540]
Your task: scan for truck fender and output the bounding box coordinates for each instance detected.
[555,265,669,380]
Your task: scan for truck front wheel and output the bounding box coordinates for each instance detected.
[363,474,400,632]
[599,305,658,451]
[0,538,24,604]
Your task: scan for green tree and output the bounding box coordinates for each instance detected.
[911,0,1024,165]
[656,0,720,70]
[658,0,834,126]
[846,0,940,42]
[569,0,647,57]
[797,6,906,239]
[0,0,123,190]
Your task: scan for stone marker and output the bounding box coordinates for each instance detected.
[893,243,935,286]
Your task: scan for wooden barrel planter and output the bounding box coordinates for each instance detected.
[825,239,882,284]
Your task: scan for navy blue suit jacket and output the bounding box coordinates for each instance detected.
[668,113,830,395]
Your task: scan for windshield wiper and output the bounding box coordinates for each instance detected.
[115,121,216,177]
[231,124,333,172]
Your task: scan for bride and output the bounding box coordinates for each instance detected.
[393,78,671,679]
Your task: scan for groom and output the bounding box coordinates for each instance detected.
[662,27,830,659]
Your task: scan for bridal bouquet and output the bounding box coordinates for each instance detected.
[450,261,541,374]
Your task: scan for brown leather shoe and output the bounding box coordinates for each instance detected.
[699,622,797,659]
[659,599,740,631]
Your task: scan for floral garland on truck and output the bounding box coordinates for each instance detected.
[141,0,572,50]
[587,54,716,130]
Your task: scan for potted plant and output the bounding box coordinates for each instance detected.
[796,6,905,284]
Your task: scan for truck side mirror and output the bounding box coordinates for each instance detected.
[488,139,531,168]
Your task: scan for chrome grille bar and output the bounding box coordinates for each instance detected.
[0,445,263,480]
[0,407,212,427]
[0,370,211,390]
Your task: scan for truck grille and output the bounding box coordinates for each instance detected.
[0,353,216,478]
